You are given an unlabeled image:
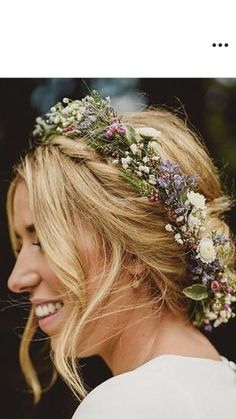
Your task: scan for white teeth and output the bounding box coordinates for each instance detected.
[48,303,54,313]
[35,301,63,318]
[36,306,44,317]
[55,302,62,310]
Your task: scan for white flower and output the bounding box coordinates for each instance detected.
[165,224,173,232]
[148,174,156,185]
[148,141,159,155]
[142,156,149,163]
[187,191,206,209]
[138,165,145,171]
[130,143,138,154]
[135,127,161,138]
[224,295,231,304]
[62,120,70,127]
[198,238,216,263]
[174,233,184,245]
[53,116,60,124]
[220,310,227,319]
[151,156,159,161]
[201,209,207,218]
[188,213,201,228]
[121,156,132,169]
[138,164,150,174]
[112,159,119,165]
[214,318,224,327]
[207,312,217,320]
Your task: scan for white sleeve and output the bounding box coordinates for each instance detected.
[71,375,199,419]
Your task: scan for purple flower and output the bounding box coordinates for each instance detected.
[189,265,203,275]
[188,173,200,188]
[156,176,171,189]
[174,206,187,215]
[84,107,93,115]
[159,159,180,174]
[173,174,186,193]
[79,119,93,130]
[209,259,224,271]
[202,272,214,285]
[204,324,213,332]
[213,234,229,246]
[165,193,176,205]
[174,174,184,186]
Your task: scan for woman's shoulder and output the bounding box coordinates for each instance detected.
[72,363,198,419]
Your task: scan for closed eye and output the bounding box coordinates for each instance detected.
[15,241,42,255]
[32,242,41,247]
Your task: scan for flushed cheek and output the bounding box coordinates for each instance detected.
[42,266,65,293]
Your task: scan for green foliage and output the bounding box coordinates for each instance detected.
[182,284,208,301]
[119,170,152,195]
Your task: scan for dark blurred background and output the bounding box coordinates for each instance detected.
[1,78,236,419]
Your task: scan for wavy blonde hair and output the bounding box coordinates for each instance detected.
[6,108,235,403]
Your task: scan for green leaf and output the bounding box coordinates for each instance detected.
[182,284,208,301]
[125,125,137,144]
[180,192,188,202]
[119,171,152,195]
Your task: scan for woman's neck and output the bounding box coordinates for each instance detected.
[100,309,221,376]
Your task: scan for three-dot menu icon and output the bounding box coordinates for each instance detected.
[212,43,229,47]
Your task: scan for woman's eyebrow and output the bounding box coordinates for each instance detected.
[14,223,36,239]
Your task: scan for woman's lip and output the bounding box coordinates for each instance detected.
[38,306,64,330]
[31,298,63,305]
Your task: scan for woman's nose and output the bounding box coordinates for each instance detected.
[8,251,41,293]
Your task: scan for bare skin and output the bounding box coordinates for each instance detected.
[8,180,221,377]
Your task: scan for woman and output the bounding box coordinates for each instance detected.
[7,91,236,418]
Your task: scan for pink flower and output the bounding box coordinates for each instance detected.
[116,125,126,135]
[106,128,114,139]
[63,124,76,133]
[106,124,126,139]
[211,280,219,292]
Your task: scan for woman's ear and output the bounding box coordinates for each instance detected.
[128,261,146,276]
[125,255,147,289]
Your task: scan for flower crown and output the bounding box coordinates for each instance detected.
[32,90,236,331]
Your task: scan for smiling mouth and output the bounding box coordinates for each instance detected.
[34,301,64,319]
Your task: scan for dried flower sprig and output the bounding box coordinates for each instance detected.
[32,91,236,331]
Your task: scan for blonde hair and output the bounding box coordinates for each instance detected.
[6,108,235,403]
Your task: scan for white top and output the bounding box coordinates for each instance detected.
[72,354,236,419]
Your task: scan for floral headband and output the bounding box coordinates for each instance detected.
[32,90,236,331]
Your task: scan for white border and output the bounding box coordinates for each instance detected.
[0,0,234,77]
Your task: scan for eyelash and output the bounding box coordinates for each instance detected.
[15,242,42,255]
